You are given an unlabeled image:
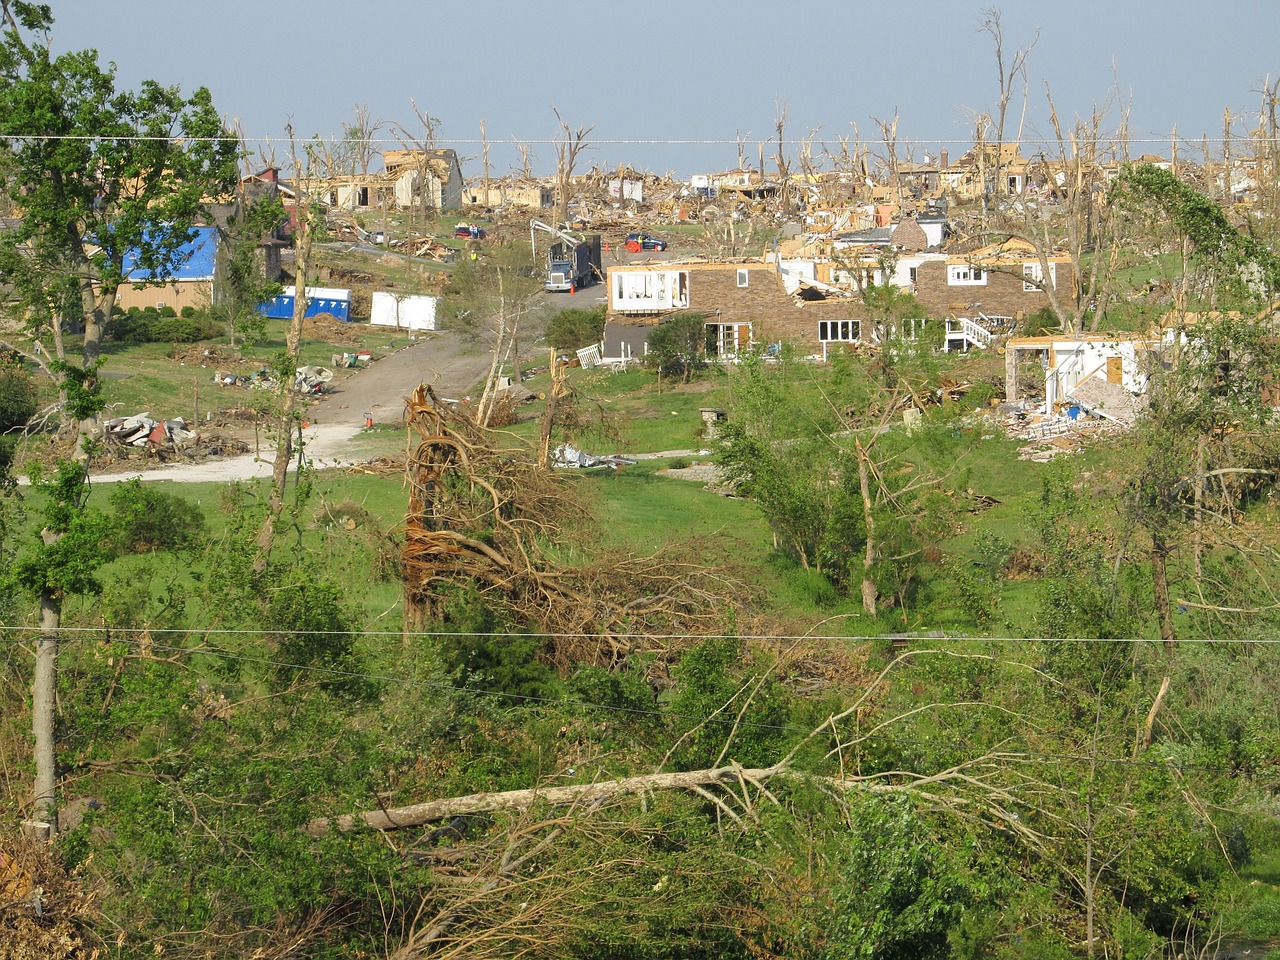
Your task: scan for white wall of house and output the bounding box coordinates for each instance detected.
[1046,339,1148,396]
[894,253,946,289]
[610,270,690,312]
[778,259,817,294]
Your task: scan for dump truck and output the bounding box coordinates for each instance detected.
[531,220,602,293]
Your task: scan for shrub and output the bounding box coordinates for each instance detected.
[546,305,606,352]
[646,313,709,382]
[108,478,207,553]
[158,305,177,318]
[180,306,196,318]
[110,310,222,344]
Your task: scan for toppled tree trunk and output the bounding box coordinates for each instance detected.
[305,763,784,837]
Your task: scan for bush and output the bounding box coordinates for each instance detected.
[180,306,196,318]
[108,478,207,553]
[546,305,606,352]
[646,313,709,382]
[110,309,222,344]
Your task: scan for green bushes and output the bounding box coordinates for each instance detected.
[546,305,606,352]
[107,478,207,553]
[111,307,222,344]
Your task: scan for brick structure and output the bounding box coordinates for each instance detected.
[913,248,1075,320]
[605,261,869,359]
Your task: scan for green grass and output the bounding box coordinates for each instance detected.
[52,320,418,420]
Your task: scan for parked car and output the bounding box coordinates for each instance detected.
[624,232,666,252]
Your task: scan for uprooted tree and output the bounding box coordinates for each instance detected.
[401,384,740,668]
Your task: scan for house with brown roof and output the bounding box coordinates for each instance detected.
[604,259,869,361]
[912,239,1074,320]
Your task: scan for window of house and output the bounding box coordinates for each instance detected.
[1023,262,1056,292]
[156,301,166,309]
[736,268,749,288]
[908,267,917,286]
[818,319,861,342]
[706,322,750,357]
[948,264,986,285]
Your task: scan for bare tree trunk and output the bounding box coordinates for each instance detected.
[855,438,879,616]
[254,142,313,572]
[538,348,567,468]
[1151,528,1177,654]
[31,586,61,833]
[1193,436,1206,581]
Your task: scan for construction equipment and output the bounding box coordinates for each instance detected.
[530,219,601,293]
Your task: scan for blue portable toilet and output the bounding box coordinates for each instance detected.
[259,285,352,322]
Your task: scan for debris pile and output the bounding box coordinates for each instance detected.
[103,413,196,450]
[997,409,1129,462]
[99,412,250,465]
[551,443,636,470]
[294,365,334,395]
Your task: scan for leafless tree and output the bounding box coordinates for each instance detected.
[346,101,384,177]
[392,100,444,219]
[253,124,316,573]
[978,6,1038,200]
[774,97,793,214]
[551,106,595,227]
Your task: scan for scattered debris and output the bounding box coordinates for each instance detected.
[294,365,334,394]
[551,443,636,470]
[332,351,372,369]
[103,413,195,450]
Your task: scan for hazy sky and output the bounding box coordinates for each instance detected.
[39,0,1280,179]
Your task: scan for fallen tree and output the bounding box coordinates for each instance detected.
[400,384,742,668]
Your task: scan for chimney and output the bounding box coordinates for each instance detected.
[939,148,949,169]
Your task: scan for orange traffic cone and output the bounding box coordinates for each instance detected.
[570,283,575,295]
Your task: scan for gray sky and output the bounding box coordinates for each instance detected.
[41,0,1280,179]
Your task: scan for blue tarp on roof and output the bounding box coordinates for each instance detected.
[121,226,218,281]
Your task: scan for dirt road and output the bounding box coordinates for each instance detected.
[89,330,499,484]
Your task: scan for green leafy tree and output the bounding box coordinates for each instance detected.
[11,456,111,829]
[1111,166,1280,650]
[545,304,606,352]
[0,0,238,384]
[646,313,710,383]
[0,349,38,482]
[822,796,974,960]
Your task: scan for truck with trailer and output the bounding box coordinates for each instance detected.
[531,220,602,293]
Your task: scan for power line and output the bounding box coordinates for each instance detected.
[1,134,1278,148]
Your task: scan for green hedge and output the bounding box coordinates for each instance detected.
[110,308,222,344]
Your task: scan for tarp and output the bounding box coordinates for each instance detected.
[121,226,217,281]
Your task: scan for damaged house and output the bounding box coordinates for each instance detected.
[301,148,464,213]
[603,259,869,361]
[1004,332,1158,425]
[112,225,219,313]
[912,239,1075,323]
